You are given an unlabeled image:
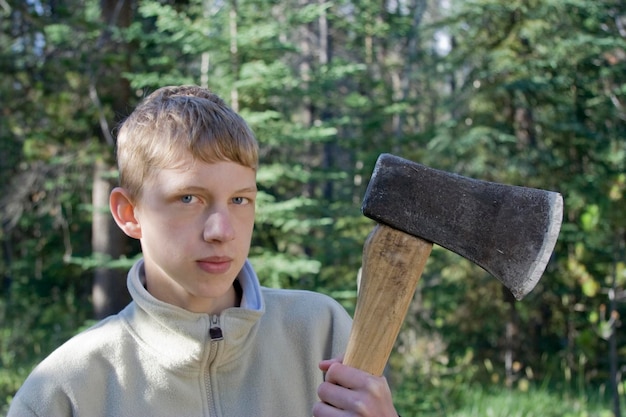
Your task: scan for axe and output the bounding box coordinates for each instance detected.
[343,153,563,376]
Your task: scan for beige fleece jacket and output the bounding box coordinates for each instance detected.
[8,259,352,417]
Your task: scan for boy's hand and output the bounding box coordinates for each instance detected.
[313,358,398,417]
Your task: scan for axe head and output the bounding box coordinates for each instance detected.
[362,154,563,300]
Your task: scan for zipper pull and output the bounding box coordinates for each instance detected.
[209,315,224,341]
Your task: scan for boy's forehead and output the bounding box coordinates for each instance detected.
[148,159,257,189]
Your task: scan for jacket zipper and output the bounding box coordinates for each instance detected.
[209,315,224,341]
[205,314,223,416]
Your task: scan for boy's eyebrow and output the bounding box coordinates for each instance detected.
[174,185,258,194]
[235,186,258,193]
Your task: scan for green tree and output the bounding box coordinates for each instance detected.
[423,0,626,410]
[1,0,104,408]
[2,0,623,414]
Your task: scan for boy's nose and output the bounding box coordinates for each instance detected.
[203,210,236,242]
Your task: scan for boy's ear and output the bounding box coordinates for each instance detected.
[110,187,142,239]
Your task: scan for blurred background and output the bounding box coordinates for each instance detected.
[1,0,625,415]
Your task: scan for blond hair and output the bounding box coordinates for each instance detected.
[116,85,259,200]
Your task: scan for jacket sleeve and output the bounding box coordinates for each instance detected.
[7,383,72,417]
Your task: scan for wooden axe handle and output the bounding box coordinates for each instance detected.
[343,224,432,376]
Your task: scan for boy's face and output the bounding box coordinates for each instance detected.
[129,157,257,314]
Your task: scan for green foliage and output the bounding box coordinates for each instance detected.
[428,0,626,399]
[2,0,626,413]
[0,0,110,410]
[444,384,611,417]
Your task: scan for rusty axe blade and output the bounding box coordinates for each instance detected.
[343,153,563,376]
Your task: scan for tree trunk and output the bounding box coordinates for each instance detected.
[229,0,240,111]
[92,160,131,319]
[503,287,519,388]
[90,0,133,319]
[609,229,624,417]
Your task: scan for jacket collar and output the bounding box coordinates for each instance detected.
[122,258,265,370]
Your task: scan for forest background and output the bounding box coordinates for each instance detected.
[1,0,625,415]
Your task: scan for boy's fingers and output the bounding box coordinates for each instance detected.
[317,363,361,412]
[312,400,344,417]
[324,362,363,389]
[317,380,373,416]
[317,362,397,417]
[318,356,343,372]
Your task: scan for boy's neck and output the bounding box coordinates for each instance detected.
[193,284,240,315]
[144,276,242,315]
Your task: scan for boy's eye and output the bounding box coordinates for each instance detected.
[232,197,249,205]
[180,195,195,204]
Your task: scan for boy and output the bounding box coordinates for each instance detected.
[8,86,398,416]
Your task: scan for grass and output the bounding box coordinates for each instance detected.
[391,354,617,417]
[412,384,614,417]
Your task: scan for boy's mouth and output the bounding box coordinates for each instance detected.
[196,257,233,274]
